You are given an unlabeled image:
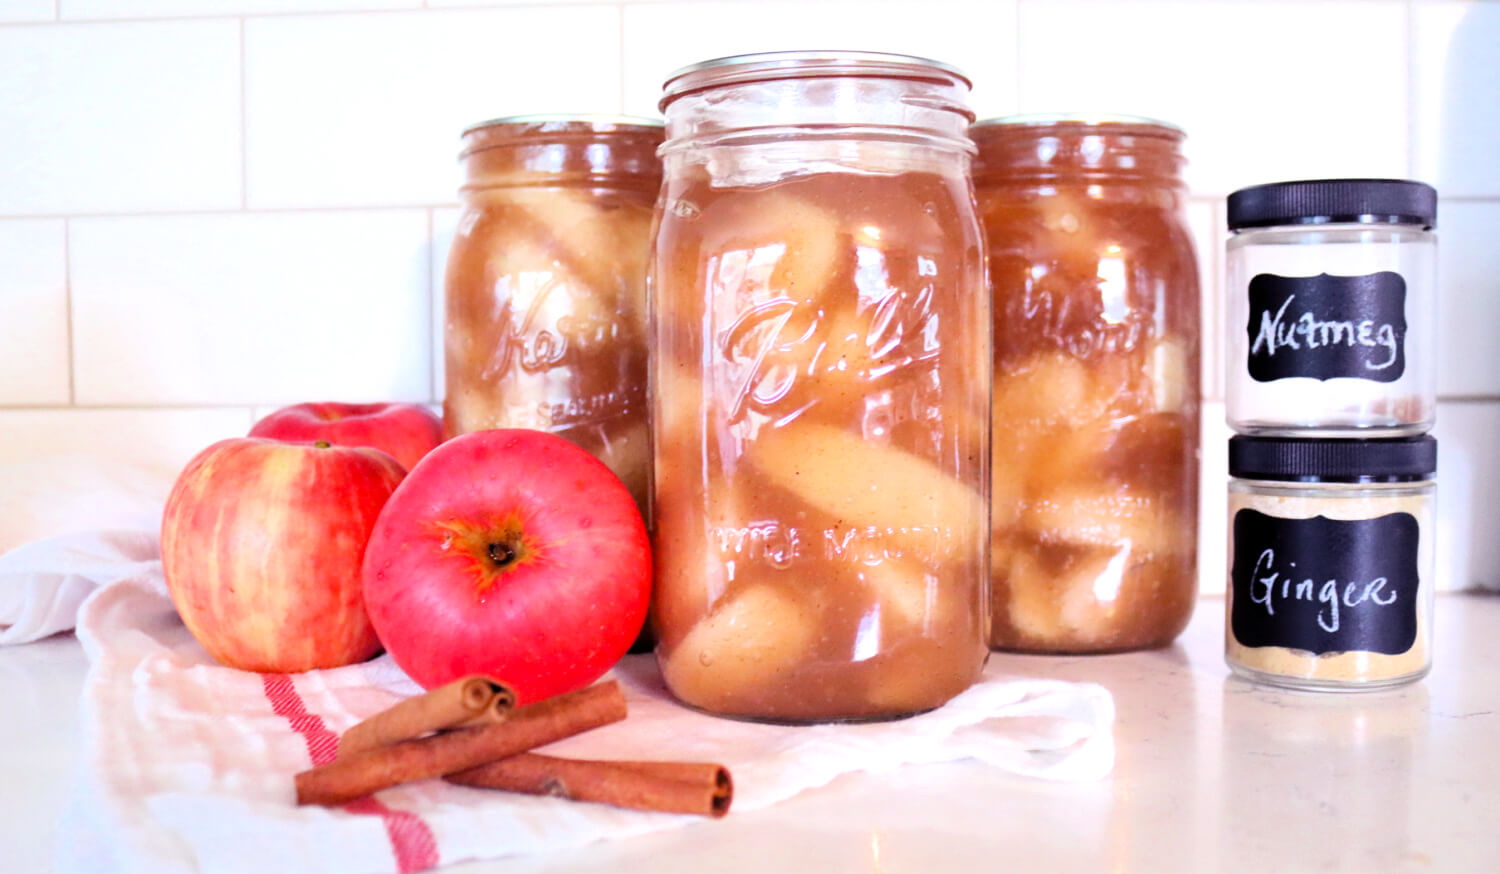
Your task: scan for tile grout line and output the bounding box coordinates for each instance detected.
[239,17,248,210]
[62,218,75,405]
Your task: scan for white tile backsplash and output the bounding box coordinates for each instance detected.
[0,20,241,215]
[0,0,52,22]
[69,211,432,405]
[620,1,1020,120]
[1188,199,1221,402]
[0,0,1496,587]
[1432,401,1500,591]
[60,0,417,18]
[1017,0,1410,196]
[0,406,254,553]
[1413,0,1500,197]
[1436,200,1500,398]
[431,207,460,404]
[0,220,69,404]
[0,406,251,471]
[1198,401,1231,596]
[243,7,622,208]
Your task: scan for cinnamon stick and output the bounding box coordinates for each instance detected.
[337,675,516,759]
[446,754,733,818]
[297,681,625,806]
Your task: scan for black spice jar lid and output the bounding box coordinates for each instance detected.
[1229,435,1437,484]
[1227,178,1437,230]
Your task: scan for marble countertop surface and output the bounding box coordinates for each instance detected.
[4,594,1496,873]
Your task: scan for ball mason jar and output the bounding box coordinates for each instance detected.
[972,115,1201,653]
[443,115,663,515]
[650,52,991,722]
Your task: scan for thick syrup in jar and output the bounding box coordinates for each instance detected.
[652,165,990,721]
[444,120,660,514]
[975,118,1201,653]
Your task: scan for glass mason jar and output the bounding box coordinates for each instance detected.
[650,52,991,722]
[443,115,663,515]
[972,115,1201,653]
[1225,179,1438,437]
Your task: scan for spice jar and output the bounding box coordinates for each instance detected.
[650,52,991,722]
[443,115,663,514]
[1226,435,1436,691]
[971,115,1201,653]
[1226,179,1438,436]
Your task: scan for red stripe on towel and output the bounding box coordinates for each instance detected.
[263,674,440,872]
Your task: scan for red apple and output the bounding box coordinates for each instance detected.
[362,429,651,702]
[250,402,443,472]
[161,438,406,672]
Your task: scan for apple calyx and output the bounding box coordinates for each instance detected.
[314,440,332,449]
[433,515,540,598]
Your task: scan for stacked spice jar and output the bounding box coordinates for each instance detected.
[1222,180,1439,691]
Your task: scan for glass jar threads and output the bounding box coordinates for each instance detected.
[1226,436,1437,691]
[650,52,991,722]
[972,115,1201,654]
[1226,179,1438,436]
[443,115,663,514]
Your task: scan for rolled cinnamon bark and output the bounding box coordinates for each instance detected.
[446,754,733,817]
[336,675,516,759]
[298,681,624,806]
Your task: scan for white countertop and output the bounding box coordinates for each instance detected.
[4,594,1497,873]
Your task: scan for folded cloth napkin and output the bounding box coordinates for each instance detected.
[3,531,1114,874]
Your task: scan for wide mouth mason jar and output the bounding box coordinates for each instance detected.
[649,52,991,722]
[972,114,1201,654]
[443,115,663,516]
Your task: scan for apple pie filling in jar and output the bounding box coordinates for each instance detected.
[443,116,663,514]
[650,52,991,722]
[972,116,1201,653]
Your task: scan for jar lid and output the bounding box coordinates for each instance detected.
[1227,179,1437,230]
[462,114,664,137]
[660,50,971,110]
[971,112,1183,135]
[1229,435,1437,483]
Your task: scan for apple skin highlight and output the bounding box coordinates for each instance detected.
[362,429,652,703]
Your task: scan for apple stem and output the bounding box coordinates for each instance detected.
[313,440,332,449]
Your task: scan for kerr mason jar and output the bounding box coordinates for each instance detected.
[1226,179,1438,436]
[972,115,1201,654]
[443,115,663,515]
[650,52,991,722]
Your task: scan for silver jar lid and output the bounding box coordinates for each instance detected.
[660,50,971,110]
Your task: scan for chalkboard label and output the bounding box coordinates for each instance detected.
[1246,272,1407,382]
[1230,510,1420,655]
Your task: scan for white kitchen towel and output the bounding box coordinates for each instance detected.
[0,530,161,645]
[6,532,1113,874]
